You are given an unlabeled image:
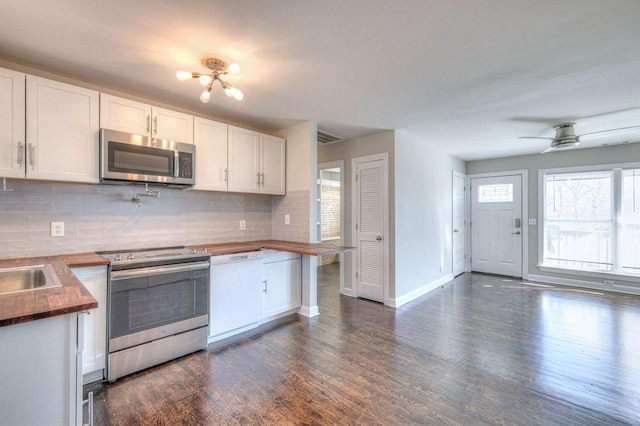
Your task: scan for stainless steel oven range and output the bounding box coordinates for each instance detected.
[99,246,210,381]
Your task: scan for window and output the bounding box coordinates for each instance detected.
[542,166,640,275]
[478,183,513,203]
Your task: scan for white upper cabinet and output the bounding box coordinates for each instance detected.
[228,125,260,193]
[152,106,193,143]
[228,125,286,195]
[26,75,99,183]
[0,68,25,178]
[99,94,194,143]
[260,134,285,195]
[99,94,151,135]
[193,117,228,191]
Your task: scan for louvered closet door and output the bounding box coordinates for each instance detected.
[356,159,385,302]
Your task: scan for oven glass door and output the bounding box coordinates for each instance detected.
[109,263,209,343]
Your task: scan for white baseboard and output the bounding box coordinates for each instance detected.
[298,305,320,318]
[528,274,640,296]
[389,274,454,308]
[340,287,354,297]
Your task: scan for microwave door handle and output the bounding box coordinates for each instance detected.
[174,152,179,178]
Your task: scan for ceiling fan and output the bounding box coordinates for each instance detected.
[519,122,640,154]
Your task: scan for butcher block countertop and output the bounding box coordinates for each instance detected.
[190,239,356,256]
[0,240,354,327]
[0,256,98,327]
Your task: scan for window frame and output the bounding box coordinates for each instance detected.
[538,161,640,280]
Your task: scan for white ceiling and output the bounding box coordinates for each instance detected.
[2,0,640,161]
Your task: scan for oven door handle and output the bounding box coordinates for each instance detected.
[111,261,210,280]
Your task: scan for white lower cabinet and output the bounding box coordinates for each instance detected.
[0,313,84,425]
[262,251,302,319]
[71,265,107,383]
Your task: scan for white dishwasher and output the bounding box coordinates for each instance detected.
[208,251,264,343]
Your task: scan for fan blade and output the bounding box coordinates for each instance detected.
[519,136,554,140]
[540,146,555,154]
[578,125,640,138]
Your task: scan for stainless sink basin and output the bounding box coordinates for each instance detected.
[0,264,63,295]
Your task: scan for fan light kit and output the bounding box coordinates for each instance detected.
[176,57,243,103]
[520,122,640,154]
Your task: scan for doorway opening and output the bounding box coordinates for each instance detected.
[317,161,345,295]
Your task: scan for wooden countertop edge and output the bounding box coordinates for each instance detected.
[190,240,356,256]
[61,252,110,268]
[0,256,98,328]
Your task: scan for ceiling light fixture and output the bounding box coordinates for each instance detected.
[176,57,243,103]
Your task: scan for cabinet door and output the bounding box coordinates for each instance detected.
[0,68,25,178]
[71,266,107,381]
[263,258,302,318]
[26,75,99,183]
[152,106,194,143]
[99,93,151,135]
[260,134,286,195]
[193,117,228,191]
[228,125,260,193]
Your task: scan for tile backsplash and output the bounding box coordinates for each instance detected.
[0,180,273,259]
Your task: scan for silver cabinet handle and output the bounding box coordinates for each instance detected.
[224,168,228,183]
[28,143,35,167]
[256,172,261,185]
[17,142,23,165]
[146,114,151,133]
[263,279,268,293]
[376,235,382,241]
[261,172,265,186]
[453,229,459,233]
[512,231,521,235]
[153,116,158,134]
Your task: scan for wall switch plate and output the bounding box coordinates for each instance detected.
[239,220,246,231]
[285,214,290,225]
[528,218,537,225]
[50,222,64,237]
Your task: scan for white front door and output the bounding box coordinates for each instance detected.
[355,157,387,303]
[471,175,523,277]
[453,172,466,276]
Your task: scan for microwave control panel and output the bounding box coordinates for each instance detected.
[178,152,193,179]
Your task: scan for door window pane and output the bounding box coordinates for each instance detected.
[478,183,513,203]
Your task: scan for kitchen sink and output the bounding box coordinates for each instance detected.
[0,264,62,295]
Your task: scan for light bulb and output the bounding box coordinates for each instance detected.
[231,87,244,101]
[176,71,193,81]
[200,89,211,103]
[227,63,240,74]
[198,74,213,86]
[224,87,233,97]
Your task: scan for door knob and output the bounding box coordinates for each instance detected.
[376,236,382,241]
[512,231,521,235]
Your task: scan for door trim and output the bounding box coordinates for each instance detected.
[452,170,468,275]
[351,153,390,305]
[467,169,529,279]
[318,160,346,296]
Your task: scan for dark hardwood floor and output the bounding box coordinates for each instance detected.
[87,265,640,425]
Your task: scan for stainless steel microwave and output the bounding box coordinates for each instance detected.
[99,129,195,188]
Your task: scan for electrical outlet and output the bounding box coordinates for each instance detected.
[285,214,290,225]
[603,280,614,286]
[50,222,64,237]
[239,220,246,231]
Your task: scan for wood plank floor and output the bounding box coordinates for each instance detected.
[87,266,640,425]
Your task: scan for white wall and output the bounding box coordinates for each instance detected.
[393,131,466,303]
[467,142,640,289]
[318,131,396,295]
[273,121,318,242]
